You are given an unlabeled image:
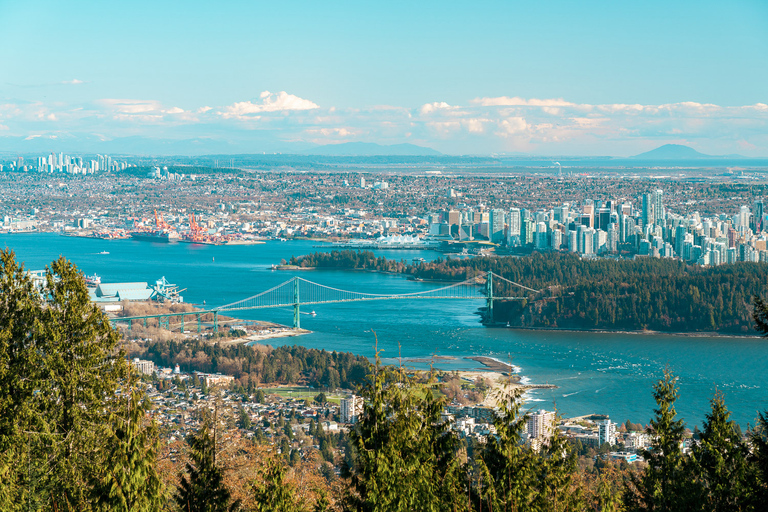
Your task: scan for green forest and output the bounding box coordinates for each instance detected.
[293,250,768,333]
[133,340,370,391]
[3,250,768,510]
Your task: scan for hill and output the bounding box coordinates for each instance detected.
[632,144,715,160]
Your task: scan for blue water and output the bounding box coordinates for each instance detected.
[4,233,768,429]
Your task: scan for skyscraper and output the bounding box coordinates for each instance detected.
[653,189,664,225]
[489,209,506,243]
[642,193,655,228]
[752,200,764,233]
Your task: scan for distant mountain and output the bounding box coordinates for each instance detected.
[303,142,442,156]
[631,144,742,160]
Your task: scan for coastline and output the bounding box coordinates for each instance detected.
[500,325,762,339]
[226,328,311,347]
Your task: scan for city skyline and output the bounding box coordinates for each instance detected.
[1,1,767,156]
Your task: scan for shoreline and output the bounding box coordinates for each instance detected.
[226,328,311,347]
[499,325,762,339]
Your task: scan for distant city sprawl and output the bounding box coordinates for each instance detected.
[1,154,768,265]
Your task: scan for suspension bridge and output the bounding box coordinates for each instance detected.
[109,271,538,333]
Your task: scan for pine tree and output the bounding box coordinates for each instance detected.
[0,250,43,511]
[345,355,468,512]
[91,381,164,511]
[624,369,699,511]
[175,421,239,512]
[251,455,305,512]
[752,296,768,336]
[748,412,768,507]
[693,391,754,511]
[34,257,130,508]
[476,389,539,510]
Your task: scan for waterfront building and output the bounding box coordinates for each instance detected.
[598,419,617,446]
[526,409,556,450]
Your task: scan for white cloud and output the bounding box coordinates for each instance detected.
[420,101,454,115]
[496,117,529,137]
[472,96,576,108]
[2,93,768,156]
[219,91,319,119]
[97,99,163,114]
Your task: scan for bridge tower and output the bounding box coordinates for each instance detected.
[293,277,300,329]
[485,271,494,325]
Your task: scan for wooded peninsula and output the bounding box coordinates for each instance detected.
[289,250,768,334]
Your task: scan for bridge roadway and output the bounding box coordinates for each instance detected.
[108,271,537,332]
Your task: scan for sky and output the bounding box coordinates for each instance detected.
[1,0,767,156]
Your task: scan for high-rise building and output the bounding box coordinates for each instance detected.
[674,225,687,258]
[551,229,563,251]
[521,218,535,245]
[737,205,751,231]
[534,222,549,250]
[597,208,611,231]
[598,419,617,446]
[653,189,664,225]
[753,200,764,233]
[526,409,556,450]
[642,193,655,228]
[508,208,521,237]
[489,209,506,243]
[340,395,363,424]
[606,223,618,252]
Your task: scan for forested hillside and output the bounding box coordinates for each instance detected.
[134,340,370,390]
[293,250,768,333]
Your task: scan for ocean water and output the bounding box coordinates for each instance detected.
[3,233,768,428]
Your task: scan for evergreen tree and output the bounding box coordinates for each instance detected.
[251,455,305,512]
[175,422,239,512]
[752,296,768,336]
[624,369,699,511]
[693,391,754,511]
[91,383,164,511]
[748,412,768,506]
[34,257,130,508]
[345,356,468,512]
[0,250,43,511]
[476,389,539,509]
[476,388,582,511]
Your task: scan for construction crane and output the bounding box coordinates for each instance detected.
[154,209,171,230]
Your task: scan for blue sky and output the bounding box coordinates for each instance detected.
[1,0,767,155]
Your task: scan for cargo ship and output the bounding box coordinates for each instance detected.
[130,229,181,243]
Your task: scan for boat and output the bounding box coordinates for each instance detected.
[85,274,101,287]
[310,310,317,316]
[130,229,181,243]
[98,251,110,255]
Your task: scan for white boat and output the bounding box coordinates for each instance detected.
[98,251,110,255]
